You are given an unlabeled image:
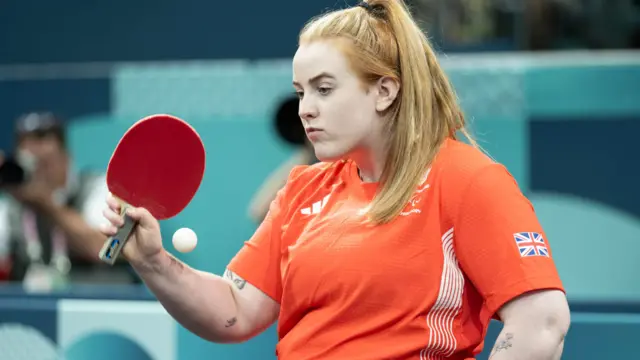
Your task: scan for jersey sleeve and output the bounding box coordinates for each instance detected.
[227,167,303,303]
[454,164,565,319]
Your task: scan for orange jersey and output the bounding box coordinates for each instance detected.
[228,138,564,359]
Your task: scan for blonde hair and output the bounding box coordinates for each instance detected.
[299,0,476,224]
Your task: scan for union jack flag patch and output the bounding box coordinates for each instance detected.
[513,232,549,257]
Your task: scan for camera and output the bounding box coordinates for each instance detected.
[0,156,27,186]
[0,149,36,187]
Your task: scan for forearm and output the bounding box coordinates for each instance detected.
[44,203,105,259]
[132,250,245,343]
[489,326,565,360]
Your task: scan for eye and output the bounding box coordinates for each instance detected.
[318,86,332,96]
[295,91,304,100]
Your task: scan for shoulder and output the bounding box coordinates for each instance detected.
[434,138,513,192]
[437,139,497,180]
[434,139,519,217]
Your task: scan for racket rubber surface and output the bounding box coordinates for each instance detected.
[106,114,206,220]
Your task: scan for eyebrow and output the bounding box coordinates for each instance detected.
[292,72,336,87]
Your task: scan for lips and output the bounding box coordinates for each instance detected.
[305,127,323,141]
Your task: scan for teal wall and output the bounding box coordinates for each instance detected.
[67,57,640,359]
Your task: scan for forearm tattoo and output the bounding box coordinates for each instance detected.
[489,332,514,359]
[224,269,247,290]
[223,270,243,328]
[225,317,238,328]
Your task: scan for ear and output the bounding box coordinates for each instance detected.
[374,76,400,112]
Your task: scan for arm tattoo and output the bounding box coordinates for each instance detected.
[489,333,514,359]
[225,317,237,328]
[224,269,247,290]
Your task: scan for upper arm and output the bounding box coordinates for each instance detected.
[498,289,570,334]
[223,268,280,339]
[229,185,287,302]
[225,167,303,336]
[453,164,565,320]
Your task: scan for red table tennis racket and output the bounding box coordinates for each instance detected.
[99,114,205,265]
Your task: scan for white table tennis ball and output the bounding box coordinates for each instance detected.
[172,227,198,253]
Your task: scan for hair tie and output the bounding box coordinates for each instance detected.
[357,1,372,11]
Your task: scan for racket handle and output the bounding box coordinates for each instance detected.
[99,212,137,265]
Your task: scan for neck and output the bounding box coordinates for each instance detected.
[351,144,387,183]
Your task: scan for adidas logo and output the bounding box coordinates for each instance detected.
[300,194,331,215]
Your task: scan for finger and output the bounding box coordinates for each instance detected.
[103,207,125,227]
[125,206,156,228]
[106,194,122,213]
[99,223,119,237]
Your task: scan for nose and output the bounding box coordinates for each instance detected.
[298,97,318,122]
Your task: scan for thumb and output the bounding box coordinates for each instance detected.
[125,206,157,228]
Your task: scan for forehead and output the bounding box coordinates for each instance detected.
[292,41,352,82]
[17,132,59,146]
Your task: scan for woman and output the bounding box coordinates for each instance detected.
[101,1,570,359]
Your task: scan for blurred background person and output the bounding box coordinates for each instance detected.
[0,112,138,289]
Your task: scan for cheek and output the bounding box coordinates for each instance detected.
[339,100,374,134]
[43,144,57,155]
[324,94,366,124]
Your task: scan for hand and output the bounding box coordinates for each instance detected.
[6,179,54,210]
[1,150,53,209]
[101,194,165,267]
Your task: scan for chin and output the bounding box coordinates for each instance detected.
[312,144,349,163]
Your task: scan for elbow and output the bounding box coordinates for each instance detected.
[197,325,248,345]
[205,324,258,345]
[226,319,272,344]
[207,334,248,345]
[199,313,264,345]
[225,330,258,344]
